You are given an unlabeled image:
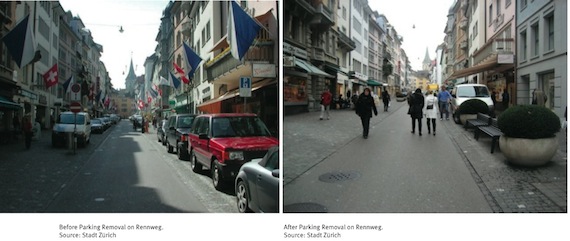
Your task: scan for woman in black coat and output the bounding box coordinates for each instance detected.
[409,88,425,135]
[356,88,378,139]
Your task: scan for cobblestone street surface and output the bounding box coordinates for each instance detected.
[284,102,567,213]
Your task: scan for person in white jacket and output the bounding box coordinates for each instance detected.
[424,90,439,136]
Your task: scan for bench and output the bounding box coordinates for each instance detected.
[474,118,503,153]
[464,113,491,129]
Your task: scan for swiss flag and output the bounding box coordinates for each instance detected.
[42,63,58,88]
[173,62,190,84]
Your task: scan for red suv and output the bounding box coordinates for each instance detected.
[187,113,278,190]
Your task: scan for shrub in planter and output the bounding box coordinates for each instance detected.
[498,105,560,139]
[457,99,489,115]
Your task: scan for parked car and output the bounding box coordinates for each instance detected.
[157,119,168,144]
[90,118,105,134]
[109,114,120,124]
[450,84,494,124]
[235,145,279,213]
[165,114,196,160]
[188,113,279,190]
[52,112,91,147]
[100,117,112,128]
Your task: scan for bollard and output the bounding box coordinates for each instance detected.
[66,132,74,149]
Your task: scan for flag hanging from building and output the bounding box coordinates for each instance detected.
[182,42,202,79]
[173,62,190,84]
[42,63,58,88]
[95,90,101,103]
[159,76,170,86]
[0,14,37,68]
[168,72,181,89]
[153,84,162,97]
[227,1,261,60]
[149,87,158,99]
[63,76,74,94]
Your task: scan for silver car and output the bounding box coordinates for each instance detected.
[450,84,494,123]
[235,146,279,213]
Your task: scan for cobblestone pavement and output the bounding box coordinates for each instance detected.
[284,102,567,213]
[0,122,119,212]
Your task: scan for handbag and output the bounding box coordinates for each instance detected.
[427,104,434,109]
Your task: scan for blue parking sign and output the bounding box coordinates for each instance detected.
[240,77,252,97]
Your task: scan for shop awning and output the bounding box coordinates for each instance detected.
[367,79,383,86]
[446,55,512,80]
[0,96,21,110]
[197,79,277,113]
[294,59,334,78]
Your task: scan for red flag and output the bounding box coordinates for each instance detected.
[154,84,162,96]
[173,62,190,84]
[42,63,58,88]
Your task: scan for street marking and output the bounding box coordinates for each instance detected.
[517,204,526,208]
[527,192,535,195]
[94,198,105,202]
[84,172,91,175]
[496,188,505,192]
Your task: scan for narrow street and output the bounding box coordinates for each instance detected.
[283,102,567,213]
[0,120,237,213]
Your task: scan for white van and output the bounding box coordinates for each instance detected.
[450,84,495,123]
[52,112,91,147]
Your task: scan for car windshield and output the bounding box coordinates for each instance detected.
[92,119,102,124]
[59,114,85,124]
[176,116,195,128]
[457,86,490,98]
[212,116,271,138]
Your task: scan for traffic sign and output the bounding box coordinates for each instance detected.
[71,83,81,101]
[70,102,82,113]
[239,77,251,97]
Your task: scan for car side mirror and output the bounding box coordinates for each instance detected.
[271,169,280,178]
[198,133,209,140]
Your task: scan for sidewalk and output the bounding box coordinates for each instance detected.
[284,102,567,213]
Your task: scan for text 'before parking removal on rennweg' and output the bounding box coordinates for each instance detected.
[283,223,383,239]
[58,223,163,239]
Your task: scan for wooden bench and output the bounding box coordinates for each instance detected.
[464,113,491,129]
[474,118,502,153]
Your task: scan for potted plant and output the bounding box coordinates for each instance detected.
[498,105,561,166]
[457,99,489,125]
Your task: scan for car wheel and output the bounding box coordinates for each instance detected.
[212,160,224,191]
[453,112,461,124]
[190,150,202,173]
[236,180,252,213]
[176,143,183,160]
[167,140,173,153]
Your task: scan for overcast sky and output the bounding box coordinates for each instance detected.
[59,0,169,89]
[368,0,455,71]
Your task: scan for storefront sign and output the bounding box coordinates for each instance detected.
[252,63,276,78]
[283,42,308,59]
[39,95,47,105]
[20,89,37,100]
[498,54,514,64]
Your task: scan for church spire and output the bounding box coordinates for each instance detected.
[422,47,431,71]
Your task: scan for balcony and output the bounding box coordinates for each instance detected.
[181,16,192,37]
[338,31,356,51]
[460,40,468,49]
[310,3,334,27]
[473,38,514,65]
[205,43,274,83]
[459,19,468,29]
[493,14,505,32]
[311,46,325,62]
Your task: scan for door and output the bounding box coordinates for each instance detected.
[192,117,211,168]
[255,151,279,212]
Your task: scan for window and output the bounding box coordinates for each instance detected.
[520,0,527,9]
[38,18,49,39]
[520,30,527,60]
[489,4,493,25]
[539,72,555,109]
[531,23,539,56]
[353,17,361,35]
[342,6,346,20]
[497,0,501,16]
[506,0,511,7]
[263,151,279,171]
[353,38,361,53]
[353,59,361,73]
[206,21,211,42]
[545,14,554,51]
[473,21,478,38]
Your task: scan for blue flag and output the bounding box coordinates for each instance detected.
[63,76,74,94]
[183,42,202,79]
[168,72,181,89]
[227,1,261,60]
[1,14,37,68]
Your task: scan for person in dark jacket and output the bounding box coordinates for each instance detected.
[409,88,425,136]
[381,88,391,112]
[355,88,378,139]
[23,116,32,149]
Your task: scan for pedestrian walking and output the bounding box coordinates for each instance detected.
[381,88,391,112]
[320,88,332,120]
[502,89,510,109]
[424,90,439,136]
[409,88,425,135]
[355,88,378,139]
[437,86,452,120]
[23,116,32,149]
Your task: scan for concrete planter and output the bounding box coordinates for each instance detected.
[459,114,477,125]
[499,136,558,167]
